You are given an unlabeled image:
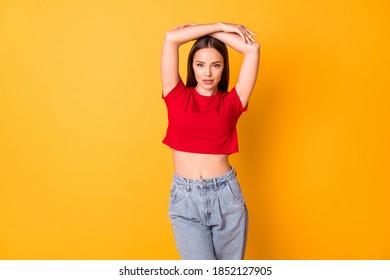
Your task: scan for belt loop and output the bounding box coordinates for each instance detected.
[186,179,190,191]
[200,179,205,189]
[212,178,218,191]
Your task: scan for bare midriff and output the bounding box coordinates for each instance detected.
[172,149,231,180]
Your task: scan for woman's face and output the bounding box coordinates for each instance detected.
[192,47,224,96]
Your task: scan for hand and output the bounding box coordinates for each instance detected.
[219,22,257,44]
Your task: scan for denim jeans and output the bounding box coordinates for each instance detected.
[168,167,248,260]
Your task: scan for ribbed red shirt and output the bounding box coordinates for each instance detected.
[162,80,247,154]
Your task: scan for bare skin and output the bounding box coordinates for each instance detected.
[161,23,260,179]
[172,150,231,179]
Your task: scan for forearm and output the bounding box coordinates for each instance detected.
[164,23,223,46]
[210,31,260,55]
[211,31,260,107]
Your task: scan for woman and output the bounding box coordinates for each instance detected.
[161,22,260,260]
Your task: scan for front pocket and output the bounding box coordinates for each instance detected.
[169,183,179,204]
[225,180,246,207]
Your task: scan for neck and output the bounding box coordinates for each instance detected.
[195,85,218,97]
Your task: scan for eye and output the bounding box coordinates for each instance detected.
[213,64,221,68]
[196,63,204,68]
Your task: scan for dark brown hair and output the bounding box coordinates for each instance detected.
[186,36,229,92]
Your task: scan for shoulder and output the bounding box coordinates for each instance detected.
[162,79,192,107]
[222,86,248,113]
[162,79,187,99]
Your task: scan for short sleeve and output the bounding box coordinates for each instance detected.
[230,87,248,114]
[162,79,186,106]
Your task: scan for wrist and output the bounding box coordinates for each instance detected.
[217,22,225,32]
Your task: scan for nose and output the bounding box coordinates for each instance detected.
[205,67,212,77]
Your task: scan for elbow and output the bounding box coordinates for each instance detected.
[164,31,173,42]
[164,30,185,48]
[163,31,181,47]
[164,30,178,43]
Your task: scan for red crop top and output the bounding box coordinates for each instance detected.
[162,80,247,154]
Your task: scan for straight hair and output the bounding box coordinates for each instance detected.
[186,36,229,92]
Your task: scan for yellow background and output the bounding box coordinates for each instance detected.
[0,0,389,259]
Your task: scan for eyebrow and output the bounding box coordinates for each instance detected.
[194,60,222,64]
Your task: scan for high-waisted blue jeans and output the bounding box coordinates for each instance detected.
[168,167,248,260]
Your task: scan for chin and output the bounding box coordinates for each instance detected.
[203,83,218,90]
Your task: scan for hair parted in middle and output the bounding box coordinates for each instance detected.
[186,35,230,92]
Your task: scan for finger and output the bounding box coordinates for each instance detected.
[243,26,254,36]
[238,25,256,43]
[245,32,255,44]
[238,26,249,43]
[244,30,256,44]
[245,28,257,37]
[241,26,254,43]
[237,29,247,43]
[249,31,257,37]
[242,27,253,44]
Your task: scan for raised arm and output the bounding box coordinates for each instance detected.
[211,28,260,108]
[160,23,256,97]
[161,23,219,96]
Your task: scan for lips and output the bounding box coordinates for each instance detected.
[203,80,214,85]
